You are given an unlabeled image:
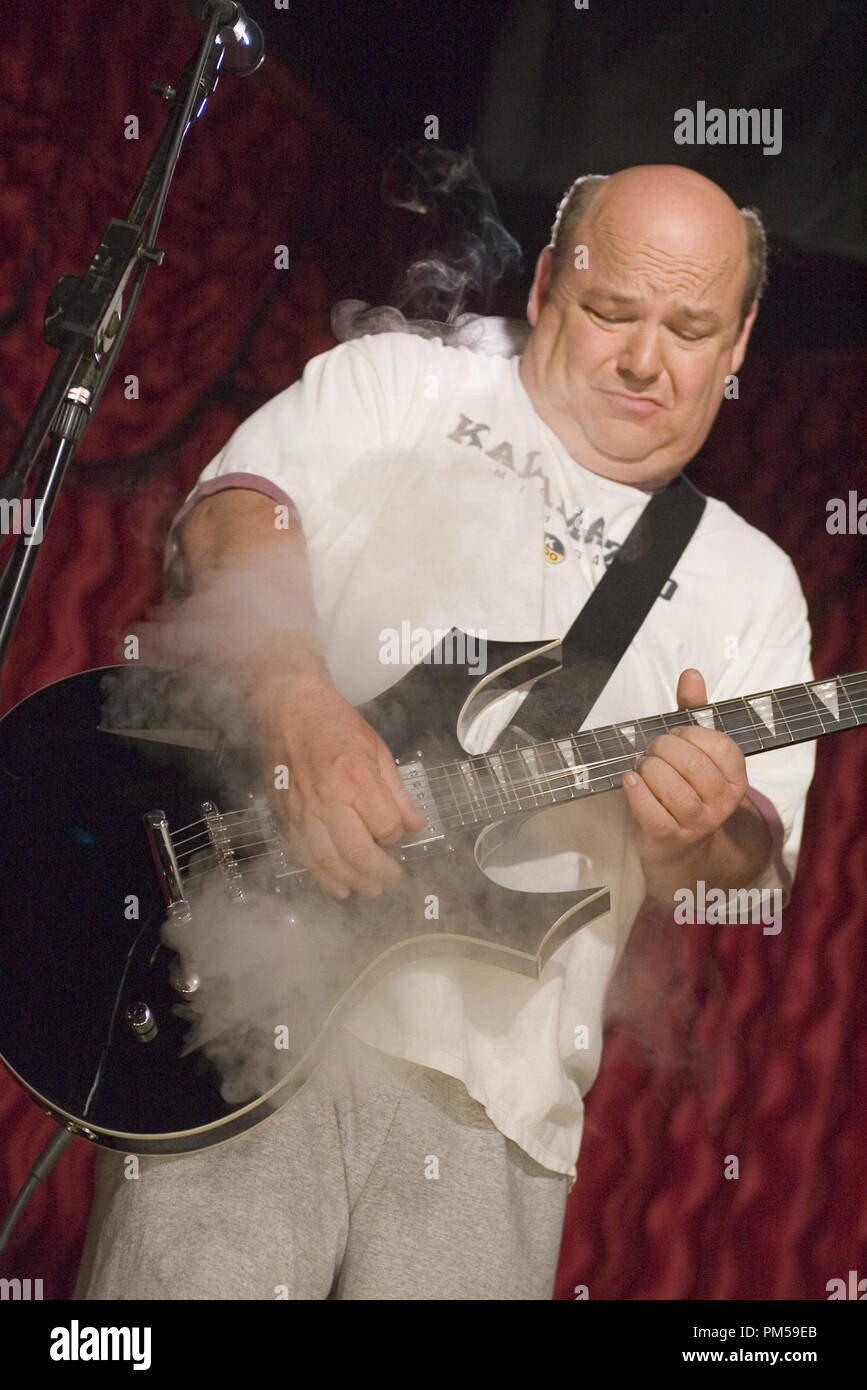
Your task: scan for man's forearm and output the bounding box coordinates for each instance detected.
[170,486,332,716]
[639,792,773,910]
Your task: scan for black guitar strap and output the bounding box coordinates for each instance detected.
[492,469,707,745]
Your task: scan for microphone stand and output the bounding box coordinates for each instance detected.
[0,1,256,689]
[0,0,264,1256]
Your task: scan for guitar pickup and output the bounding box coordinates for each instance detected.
[395,754,447,853]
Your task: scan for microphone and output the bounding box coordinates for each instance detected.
[188,0,244,18]
[186,1,265,76]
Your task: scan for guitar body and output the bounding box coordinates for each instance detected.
[0,650,610,1153]
[5,647,857,1154]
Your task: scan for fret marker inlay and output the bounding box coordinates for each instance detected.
[811,680,840,721]
[691,707,716,730]
[555,739,589,790]
[520,746,542,787]
[748,695,776,736]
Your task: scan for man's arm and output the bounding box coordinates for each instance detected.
[174,487,330,688]
[174,487,425,899]
[623,667,773,910]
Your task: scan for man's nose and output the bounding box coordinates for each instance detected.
[616,324,662,384]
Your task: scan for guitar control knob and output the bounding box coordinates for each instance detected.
[126,1002,158,1042]
[169,968,200,998]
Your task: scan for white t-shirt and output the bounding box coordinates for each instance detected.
[171,328,816,1179]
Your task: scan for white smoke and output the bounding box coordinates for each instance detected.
[331,141,528,353]
[100,546,501,1108]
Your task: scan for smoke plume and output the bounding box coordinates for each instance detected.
[331,141,528,352]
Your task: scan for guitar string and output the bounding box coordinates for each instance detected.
[167,674,867,848]
[170,678,867,854]
[407,685,867,799]
[180,837,453,889]
[171,696,867,867]
[179,684,867,883]
[174,727,867,885]
[169,689,867,860]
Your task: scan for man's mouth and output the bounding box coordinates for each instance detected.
[600,391,664,416]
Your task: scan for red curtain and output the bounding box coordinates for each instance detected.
[1,0,864,1301]
[556,354,867,1298]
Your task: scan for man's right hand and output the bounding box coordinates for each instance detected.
[173,487,426,898]
[253,673,428,900]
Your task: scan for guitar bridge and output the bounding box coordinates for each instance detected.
[200,799,247,904]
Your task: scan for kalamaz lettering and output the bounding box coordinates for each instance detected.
[49,1320,152,1371]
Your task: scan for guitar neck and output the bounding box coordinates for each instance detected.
[420,671,867,833]
[168,670,866,889]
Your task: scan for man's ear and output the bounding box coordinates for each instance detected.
[527,245,555,326]
[731,300,758,374]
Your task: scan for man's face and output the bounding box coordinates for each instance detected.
[520,188,756,487]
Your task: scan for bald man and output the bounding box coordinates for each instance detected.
[75,166,815,1301]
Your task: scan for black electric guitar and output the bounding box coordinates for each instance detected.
[0,637,863,1154]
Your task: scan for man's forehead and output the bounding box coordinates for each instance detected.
[592,217,734,270]
[572,220,743,315]
[581,200,744,287]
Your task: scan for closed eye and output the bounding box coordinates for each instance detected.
[586,306,708,341]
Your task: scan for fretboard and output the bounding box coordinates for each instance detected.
[419,671,867,832]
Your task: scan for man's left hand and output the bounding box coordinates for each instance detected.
[622,667,750,867]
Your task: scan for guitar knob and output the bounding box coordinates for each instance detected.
[169,968,200,998]
[125,1002,158,1042]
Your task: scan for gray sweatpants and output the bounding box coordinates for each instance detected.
[74,1032,570,1300]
